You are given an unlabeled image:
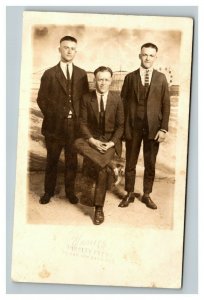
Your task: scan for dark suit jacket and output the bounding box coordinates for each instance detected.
[121,69,170,140]
[37,63,89,139]
[79,91,124,157]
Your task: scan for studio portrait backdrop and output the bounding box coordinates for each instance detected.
[29,20,180,227]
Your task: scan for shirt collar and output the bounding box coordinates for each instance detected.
[140,66,154,74]
[96,90,109,98]
[60,61,73,67]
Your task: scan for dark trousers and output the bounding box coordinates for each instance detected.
[125,127,159,194]
[94,166,109,207]
[74,138,115,206]
[44,119,77,196]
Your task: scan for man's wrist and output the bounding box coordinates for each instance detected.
[88,137,95,144]
[109,141,115,147]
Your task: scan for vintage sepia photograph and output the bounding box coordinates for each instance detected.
[11,11,193,288]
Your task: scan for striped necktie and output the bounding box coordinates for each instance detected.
[144,69,150,87]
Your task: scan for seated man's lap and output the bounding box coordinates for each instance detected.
[74,138,115,169]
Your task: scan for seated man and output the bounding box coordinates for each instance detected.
[74,66,124,225]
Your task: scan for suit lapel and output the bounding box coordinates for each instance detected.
[147,69,157,101]
[133,69,158,102]
[133,69,140,101]
[105,91,115,120]
[72,64,78,98]
[90,91,115,125]
[55,63,67,94]
[90,91,99,123]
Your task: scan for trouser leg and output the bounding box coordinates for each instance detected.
[125,132,143,192]
[64,147,77,195]
[94,167,108,207]
[143,137,159,194]
[64,119,78,195]
[44,137,63,195]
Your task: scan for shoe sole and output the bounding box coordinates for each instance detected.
[93,220,104,225]
[118,197,135,207]
[39,200,50,204]
[142,200,157,209]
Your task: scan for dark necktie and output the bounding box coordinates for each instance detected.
[66,64,70,81]
[66,64,72,116]
[144,69,149,87]
[99,95,105,134]
[100,95,105,115]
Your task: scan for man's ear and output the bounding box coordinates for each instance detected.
[139,53,141,60]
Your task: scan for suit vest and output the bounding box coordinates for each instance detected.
[132,76,150,132]
[64,75,75,117]
[135,76,150,122]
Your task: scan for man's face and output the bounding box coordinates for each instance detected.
[95,71,112,94]
[59,40,77,63]
[139,47,157,69]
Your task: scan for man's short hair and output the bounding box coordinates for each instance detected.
[60,36,77,44]
[94,66,113,77]
[141,43,158,52]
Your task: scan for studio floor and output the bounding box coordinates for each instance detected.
[27,172,174,229]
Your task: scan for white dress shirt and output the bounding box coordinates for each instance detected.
[139,66,153,86]
[60,61,73,79]
[96,91,109,112]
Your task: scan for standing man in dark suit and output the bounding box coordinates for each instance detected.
[74,66,124,225]
[37,36,89,204]
[118,43,170,209]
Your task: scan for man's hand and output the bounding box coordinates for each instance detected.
[101,141,115,151]
[88,138,108,153]
[88,138,114,153]
[154,130,166,143]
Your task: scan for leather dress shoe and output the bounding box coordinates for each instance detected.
[66,193,79,204]
[141,195,157,209]
[39,193,53,204]
[118,193,135,207]
[93,207,104,225]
